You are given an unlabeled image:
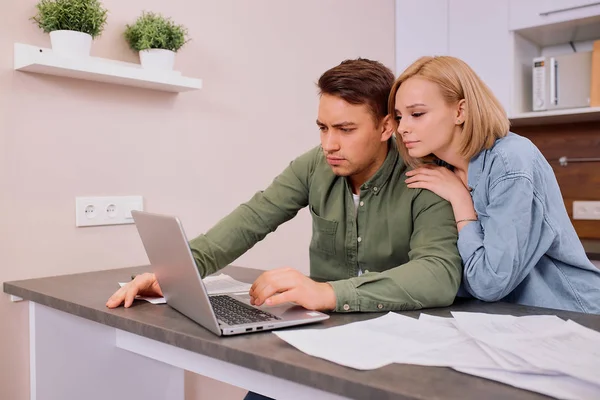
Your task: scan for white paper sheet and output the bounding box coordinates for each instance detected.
[273,311,600,399]
[274,312,503,370]
[418,314,553,374]
[117,273,252,305]
[454,368,600,400]
[451,312,600,387]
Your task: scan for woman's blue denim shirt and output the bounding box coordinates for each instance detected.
[457,132,600,314]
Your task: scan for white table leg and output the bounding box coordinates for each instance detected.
[29,302,184,400]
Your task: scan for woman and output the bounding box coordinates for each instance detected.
[389,55,600,313]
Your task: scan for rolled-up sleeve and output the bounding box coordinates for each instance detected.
[458,174,557,301]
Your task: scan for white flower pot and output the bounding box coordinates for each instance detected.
[49,30,93,57]
[139,49,176,71]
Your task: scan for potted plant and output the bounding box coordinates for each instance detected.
[124,11,189,71]
[32,0,108,57]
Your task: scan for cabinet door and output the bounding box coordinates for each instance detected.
[448,0,512,116]
[509,0,600,31]
[395,0,448,75]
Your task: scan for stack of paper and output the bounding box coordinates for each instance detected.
[273,312,600,399]
[118,273,252,304]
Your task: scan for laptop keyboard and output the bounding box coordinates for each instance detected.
[209,295,281,326]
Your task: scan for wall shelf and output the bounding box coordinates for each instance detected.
[515,14,600,48]
[509,13,599,119]
[13,43,202,93]
[510,106,600,127]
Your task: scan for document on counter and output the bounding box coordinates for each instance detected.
[274,312,504,370]
[273,311,600,399]
[454,367,600,400]
[451,312,600,387]
[418,314,555,374]
[117,273,252,304]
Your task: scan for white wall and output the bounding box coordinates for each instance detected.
[0,1,396,399]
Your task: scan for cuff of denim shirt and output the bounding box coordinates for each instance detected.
[327,280,359,312]
[457,220,484,260]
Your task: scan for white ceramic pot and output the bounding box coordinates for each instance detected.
[49,30,92,57]
[139,49,176,71]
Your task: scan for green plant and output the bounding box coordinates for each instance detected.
[31,0,108,38]
[124,11,189,52]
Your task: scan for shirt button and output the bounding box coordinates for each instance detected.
[357,237,362,243]
[373,187,378,192]
[343,304,350,311]
[377,304,383,309]
[364,269,369,274]
[359,201,364,207]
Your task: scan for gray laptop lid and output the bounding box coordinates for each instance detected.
[131,210,223,336]
[131,210,330,336]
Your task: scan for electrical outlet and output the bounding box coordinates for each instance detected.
[572,201,600,220]
[75,196,144,227]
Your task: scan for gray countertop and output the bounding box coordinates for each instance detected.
[5,265,600,400]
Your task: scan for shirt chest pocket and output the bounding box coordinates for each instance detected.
[309,206,338,256]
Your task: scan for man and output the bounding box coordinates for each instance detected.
[107,58,461,315]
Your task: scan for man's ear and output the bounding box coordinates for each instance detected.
[380,114,395,142]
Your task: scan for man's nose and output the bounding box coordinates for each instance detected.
[322,132,340,152]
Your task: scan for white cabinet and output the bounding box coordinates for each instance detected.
[447,0,512,115]
[509,0,600,31]
[394,0,448,75]
[395,0,512,113]
[394,0,600,125]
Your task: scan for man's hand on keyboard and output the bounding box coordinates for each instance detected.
[249,267,336,311]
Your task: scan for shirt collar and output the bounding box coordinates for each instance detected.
[468,147,487,192]
[359,138,399,195]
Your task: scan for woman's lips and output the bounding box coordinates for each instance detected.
[403,141,419,148]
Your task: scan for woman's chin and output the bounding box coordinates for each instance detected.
[407,148,429,158]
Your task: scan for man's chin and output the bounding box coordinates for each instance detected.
[328,165,352,177]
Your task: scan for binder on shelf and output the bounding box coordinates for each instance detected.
[591,40,600,107]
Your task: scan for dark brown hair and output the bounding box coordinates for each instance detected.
[318,58,395,122]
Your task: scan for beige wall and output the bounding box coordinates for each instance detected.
[0,1,395,399]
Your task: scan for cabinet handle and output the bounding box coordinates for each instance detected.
[540,2,600,16]
[550,57,558,106]
[558,157,600,167]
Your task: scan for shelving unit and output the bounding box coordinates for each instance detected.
[510,106,600,127]
[510,14,600,123]
[13,43,202,93]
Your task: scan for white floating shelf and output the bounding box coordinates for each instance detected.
[510,106,600,127]
[13,43,202,93]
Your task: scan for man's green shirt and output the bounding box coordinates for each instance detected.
[189,139,462,312]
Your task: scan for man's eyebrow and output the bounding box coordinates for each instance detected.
[406,103,427,109]
[316,120,357,128]
[331,121,357,128]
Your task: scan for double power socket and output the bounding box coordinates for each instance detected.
[75,196,144,227]
[573,201,600,220]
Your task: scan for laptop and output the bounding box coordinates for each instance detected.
[131,210,330,336]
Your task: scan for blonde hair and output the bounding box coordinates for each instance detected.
[388,56,510,168]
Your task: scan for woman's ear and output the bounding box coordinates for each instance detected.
[455,99,466,125]
[380,114,395,141]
